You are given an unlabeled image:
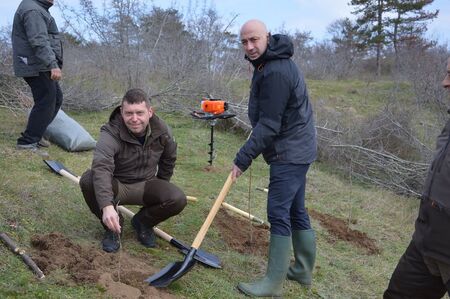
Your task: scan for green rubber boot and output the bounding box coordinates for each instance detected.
[237,234,291,297]
[287,229,316,286]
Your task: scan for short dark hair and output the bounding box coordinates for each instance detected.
[122,88,151,107]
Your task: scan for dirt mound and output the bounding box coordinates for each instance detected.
[213,207,379,256]
[309,209,381,255]
[214,210,269,256]
[30,232,176,299]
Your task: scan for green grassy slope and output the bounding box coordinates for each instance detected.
[0,102,420,298]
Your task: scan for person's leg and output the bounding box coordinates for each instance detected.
[79,169,119,221]
[289,164,311,231]
[237,163,296,297]
[384,241,446,299]
[287,164,316,286]
[267,163,304,236]
[125,179,186,247]
[137,179,187,227]
[79,169,122,252]
[18,72,60,145]
[52,82,63,121]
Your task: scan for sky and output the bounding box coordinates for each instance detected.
[0,0,448,44]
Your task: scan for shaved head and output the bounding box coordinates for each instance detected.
[240,19,268,38]
[239,19,269,61]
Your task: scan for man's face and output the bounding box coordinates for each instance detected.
[240,25,268,61]
[120,101,153,136]
[443,59,450,93]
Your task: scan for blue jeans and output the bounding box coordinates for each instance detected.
[267,163,311,236]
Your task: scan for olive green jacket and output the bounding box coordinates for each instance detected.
[92,107,177,210]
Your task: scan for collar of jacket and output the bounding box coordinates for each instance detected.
[34,0,53,10]
[245,34,294,69]
[245,50,267,70]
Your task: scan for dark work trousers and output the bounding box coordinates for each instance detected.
[384,241,450,299]
[267,163,311,236]
[17,72,63,145]
[79,169,187,230]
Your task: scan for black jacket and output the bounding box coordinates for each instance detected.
[413,119,450,263]
[12,0,63,77]
[234,34,317,172]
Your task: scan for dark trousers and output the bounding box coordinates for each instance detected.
[79,169,187,229]
[18,72,63,145]
[384,241,450,299]
[268,163,311,236]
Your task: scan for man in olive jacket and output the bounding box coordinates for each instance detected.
[384,58,450,298]
[80,89,187,253]
[12,0,63,154]
[232,20,317,297]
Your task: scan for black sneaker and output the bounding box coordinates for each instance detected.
[102,229,120,253]
[131,216,156,248]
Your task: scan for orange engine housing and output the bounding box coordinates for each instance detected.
[201,99,227,115]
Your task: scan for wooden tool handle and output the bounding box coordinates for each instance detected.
[0,232,45,279]
[192,172,233,249]
[256,187,269,193]
[59,169,81,184]
[117,206,172,242]
[221,202,267,225]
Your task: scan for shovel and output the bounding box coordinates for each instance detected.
[43,160,221,269]
[146,172,233,287]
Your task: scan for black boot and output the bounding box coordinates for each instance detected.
[101,212,123,253]
[131,208,156,248]
[102,229,120,253]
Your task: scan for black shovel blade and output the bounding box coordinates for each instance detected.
[145,248,197,288]
[170,238,221,269]
[43,160,75,176]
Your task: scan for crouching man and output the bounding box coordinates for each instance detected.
[80,88,187,252]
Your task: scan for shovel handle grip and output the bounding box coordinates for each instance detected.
[192,172,233,249]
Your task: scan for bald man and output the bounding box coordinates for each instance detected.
[232,20,317,297]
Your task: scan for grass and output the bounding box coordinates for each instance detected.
[0,102,424,298]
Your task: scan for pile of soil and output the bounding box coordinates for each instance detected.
[308,209,381,255]
[213,208,380,256]
[30,233,176,299]
[214,210,269,256]
[27,209,380,297]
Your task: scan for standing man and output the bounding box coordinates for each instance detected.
[232,20,317,297]
[12,0,63,154]
[384,58,450,298]
[80,89,187,253]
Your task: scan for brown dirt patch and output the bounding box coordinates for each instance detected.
[309,209,381,255]
[29,232,177,299]
[214,209,269,256]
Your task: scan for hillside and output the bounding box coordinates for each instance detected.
[0,101,423,298]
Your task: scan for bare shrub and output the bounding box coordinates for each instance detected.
[315,100,433,197]
[397,44,449,121]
